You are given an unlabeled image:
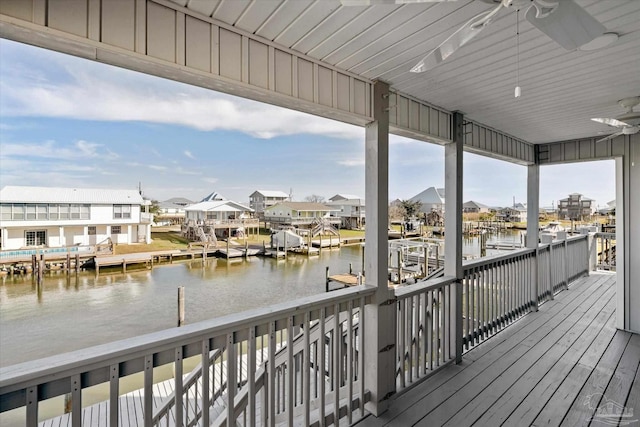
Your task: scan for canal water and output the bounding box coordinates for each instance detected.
[0,231,523,368]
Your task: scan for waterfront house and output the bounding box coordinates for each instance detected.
[263,201,340,231]
[462,200,490,214]
[326,194,365,229]
[248,190,290,217]
[409,186,445,213]
[0,185,151,250]
[558,193,595,220]
[155,197,193,225]
[497,206,528,223]
[1,2,638,426]
[183,192,255,238]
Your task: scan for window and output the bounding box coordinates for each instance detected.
[70,204,81,219]
[37,204,48,220]
[13,204,25,220]
[114,205,131,219]
[59,204,69,219]
[49,204,59,220]
[88,226,96,235]
[1,205,10,221]
[111,226,122,234]
[25,230,46,246]
[26,204,36,220]
[80,205,90,220]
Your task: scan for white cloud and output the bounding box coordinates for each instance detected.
[203,177,219,184]
[337,159,364,167]
[0,51,364,141]
[1,139,116,160]
[148,165,168,171]
[184,150,195,159]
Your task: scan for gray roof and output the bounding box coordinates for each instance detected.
[250,190,289,198]
[0,186,144,204]
[409,187,445,205]
[162,197,193,205]
[200,191,227,202]
[464,200,489,209]
[329,194,361,201]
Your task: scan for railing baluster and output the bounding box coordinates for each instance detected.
[304,312,311,427]
[26,386,37,427]
[347,301,353,425]
[287,316,294,426]
[268,321,276,427]
[442,281,448,361]
[201,340,210,427]
[248,327,256,427]
[333,303,340,426]
[226,334,236,426]
[413,294,420,381]
[144,355,153,427]
[358,296,365,419]
[109,364,119,427]
[428,290,433,370]
[174,347,184,427]
[319,308,326,427]
[420,292,428,377]
[71,374,81,427]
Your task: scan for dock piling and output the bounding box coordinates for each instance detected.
[177,286,185,327]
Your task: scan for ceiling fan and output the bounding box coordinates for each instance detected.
[340,0,608,73]
[592,97,640,143]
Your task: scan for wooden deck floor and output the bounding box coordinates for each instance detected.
[361,272,640,427]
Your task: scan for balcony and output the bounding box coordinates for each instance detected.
[2,234,635,427]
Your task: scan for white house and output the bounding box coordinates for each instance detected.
[326,194,365,229]
[184,192,253,224]
[409,187,445,213]
[0,186,152,250]
[497,207,528,223]
[264,202,340,228]
[249,190,290,216]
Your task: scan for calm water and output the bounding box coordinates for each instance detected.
[0,231,522,368]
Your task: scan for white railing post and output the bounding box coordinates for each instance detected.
[445,111,464,363]
[364,80,396,416]
[527,164,540,312]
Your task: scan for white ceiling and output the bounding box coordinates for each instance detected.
[168,0,640,144]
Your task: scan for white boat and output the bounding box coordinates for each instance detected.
[540,222,565,240]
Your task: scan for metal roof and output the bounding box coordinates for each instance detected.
[0,186,144,204]
[250,190,290,198]
[185,200,253,212]
[166,0,640,144]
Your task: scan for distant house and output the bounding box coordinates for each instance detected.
[156,197,194,225]
[264,202,340,230]
[463,200,490,214]
[183,192,256,239]
[558,193,594,220]
[326,195,365,229]
[249,190,290,217]
[409,187,445,213]
[497,207,527,223]
[0,185,152,250]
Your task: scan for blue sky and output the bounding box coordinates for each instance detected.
[0,39,615,208]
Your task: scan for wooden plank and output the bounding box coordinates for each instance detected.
[534,330,631,425]
[558,330,638,426]
[487,302,617,425]
[625,355,640,427]
[364,273,614,426]
[421,276,615,425]
[448,287,616,426]
[597,333,640,426]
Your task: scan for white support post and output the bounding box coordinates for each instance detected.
[527,164,540,312]
[444,111,464,364]
[364,80,396,416]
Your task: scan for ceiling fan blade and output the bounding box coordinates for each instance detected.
[525,0,606,51]
[410,4,503,73]
[596,131,624,144]
[340,0,456,5]
[591,117,630,128]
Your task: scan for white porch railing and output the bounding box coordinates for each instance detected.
[0,235,593,425]
[0,286,374,427]
[393,234,590,393]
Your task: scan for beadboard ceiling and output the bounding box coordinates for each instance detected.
[167,0,640,144]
